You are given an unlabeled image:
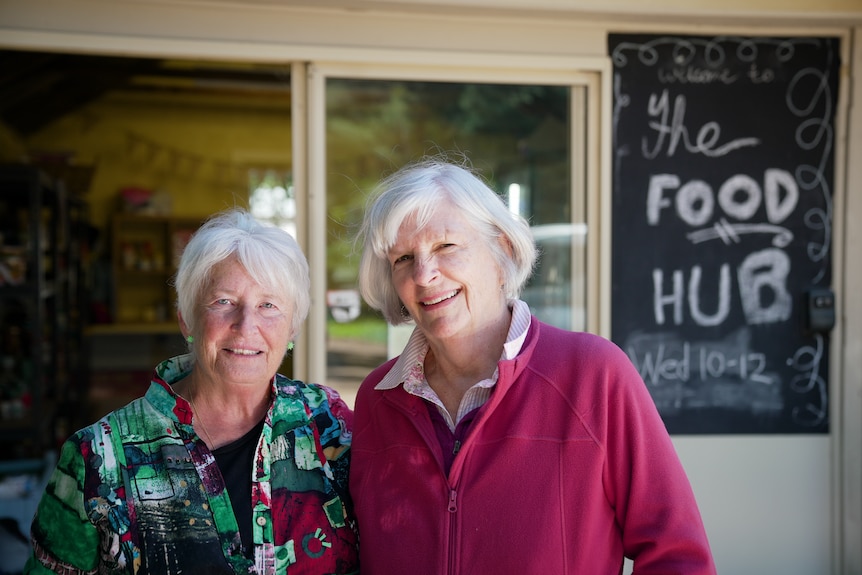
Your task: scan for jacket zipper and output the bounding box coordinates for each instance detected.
[448,488,458,575]
[381,395,468,575]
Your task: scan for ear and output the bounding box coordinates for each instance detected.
[497,233,514,259]
[495,234,515,289]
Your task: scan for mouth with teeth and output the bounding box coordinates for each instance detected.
[422,289,460,306]
[226,348,262,355]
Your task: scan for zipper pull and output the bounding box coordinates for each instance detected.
[453,440,461,456]
[448,489,458,513]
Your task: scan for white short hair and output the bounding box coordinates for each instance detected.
[174,208,310,338]
[356,158,537,325]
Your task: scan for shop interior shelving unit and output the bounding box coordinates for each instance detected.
[0,164,88,474]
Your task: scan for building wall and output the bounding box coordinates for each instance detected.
[1,1,860,572]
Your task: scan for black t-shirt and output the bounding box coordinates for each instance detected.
[212,417,266,558]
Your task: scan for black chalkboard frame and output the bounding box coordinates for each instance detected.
[608,34,840,434]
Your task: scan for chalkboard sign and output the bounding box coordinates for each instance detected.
[608,34,839,434]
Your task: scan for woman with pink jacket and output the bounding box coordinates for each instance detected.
[349,156,717,574]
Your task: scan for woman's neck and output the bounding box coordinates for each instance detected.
[423,307,512,416]
[175,372,271,449]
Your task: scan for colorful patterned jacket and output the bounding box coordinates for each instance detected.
[25,354,359,574]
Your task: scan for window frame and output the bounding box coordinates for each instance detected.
[301,60,610,386]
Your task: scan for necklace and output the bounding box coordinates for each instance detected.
[189,395,215,448]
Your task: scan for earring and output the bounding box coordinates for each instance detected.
[186,335,194,344]
[287,341,294,351]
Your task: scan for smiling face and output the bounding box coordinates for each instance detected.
[388,199,510,345]
[184,255,293,388]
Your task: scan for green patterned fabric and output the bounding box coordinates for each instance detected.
[25,354,358,574]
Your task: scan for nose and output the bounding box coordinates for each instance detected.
[413,254,439,286]
[232,304,259,334]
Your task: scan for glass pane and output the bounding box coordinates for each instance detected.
[249,169,296,238]
[325,78,579,403]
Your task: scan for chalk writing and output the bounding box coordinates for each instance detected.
[788,334,828,427]
[651,247,791,328]
[642,91,760,158]
[609,34,837,433]
[625,329,782,415]
[646,169,799,226]
[658,66,737,85]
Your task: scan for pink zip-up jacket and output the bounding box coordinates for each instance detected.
[350,318,717,575]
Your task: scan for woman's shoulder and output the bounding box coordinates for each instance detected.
[274,374,334,401]
[274,375,352,416]
[532,319,626,359]
[361,357,399,388]
[273,375,353,445]
[527,320,647,395]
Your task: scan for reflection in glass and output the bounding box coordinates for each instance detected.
[325,78,579,402]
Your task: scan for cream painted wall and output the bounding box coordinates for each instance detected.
[1,1,859,573]
[675,436,833,573]
[838,25,862,575]
[383,0,861,10]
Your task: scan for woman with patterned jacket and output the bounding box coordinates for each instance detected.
[26,209,358,574]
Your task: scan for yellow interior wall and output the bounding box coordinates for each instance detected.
[12,90,292,231]
[0,123,27,161]
[0,84,297,411]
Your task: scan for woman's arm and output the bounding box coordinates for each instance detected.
[25,438,102,574]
